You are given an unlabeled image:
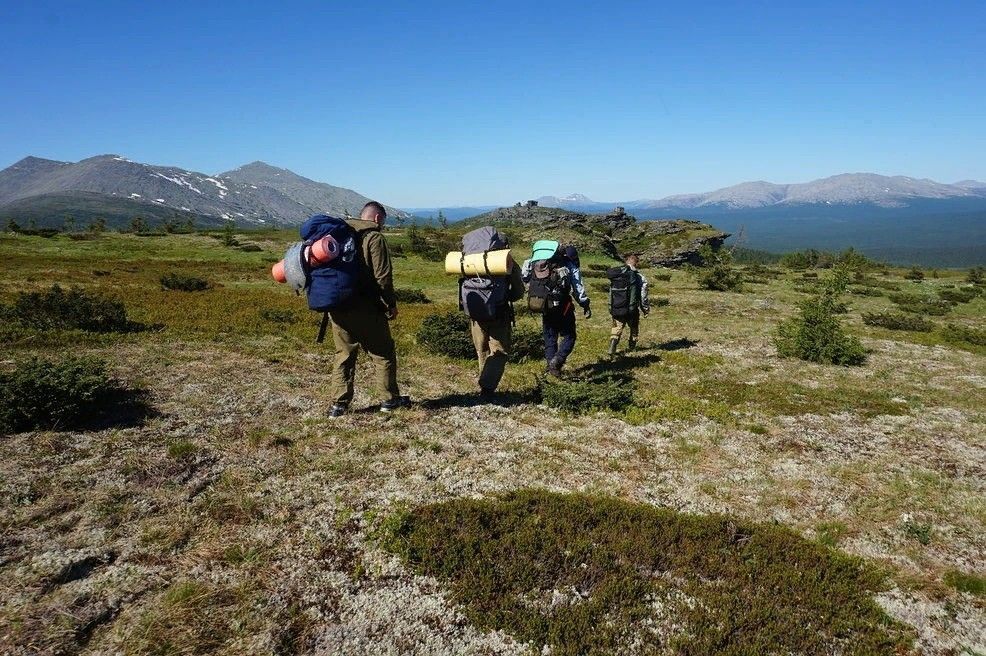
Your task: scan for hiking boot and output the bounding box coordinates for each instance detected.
[607,337,619,357]
[328,404,348,418]
[547,357,563,378]
[627,338,637,352]
[380,395,411,412]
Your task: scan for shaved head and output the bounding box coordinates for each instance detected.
[360,201,387,225]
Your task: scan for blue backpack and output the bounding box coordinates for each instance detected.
[299,214,360,312]
[281,215,360,341]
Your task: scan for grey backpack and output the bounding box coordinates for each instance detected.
[459,226,510,321]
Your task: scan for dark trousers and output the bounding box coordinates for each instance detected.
[543,307,577,365]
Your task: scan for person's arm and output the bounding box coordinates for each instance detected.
[365,231,397,311]
[508,263,525,302]
[570,264,590,307]
[638,272,650,313]
[520,258,533,283]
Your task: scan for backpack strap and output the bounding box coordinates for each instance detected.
[482,250,491,276]
[316,311,330,344]
[459,253,466,277]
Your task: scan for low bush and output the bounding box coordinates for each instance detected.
[538,373,635,414]
[416,311,540,362]
[587,263,609,272]
[849,286,884,297]
[1,357,116,433]
[903,267,925,281]
[417,311,475,359]
[259,308,298,324]
[382,491,910,655]
[394,288,431,304]
[160,273,211,292]
[654,297,671,307]
[889,293,953,316]
[775,270,866,366]
[940,324,986,348]
[581,269,609,279]
[405,224,459,261]
[652,272,672,281]
[3,285,135,333]
[938,287,979,304]
[862,312,934,332]
[690,245,743,291]
[237,243,263,252]
[966,266,985,285]
[696,264,743,292]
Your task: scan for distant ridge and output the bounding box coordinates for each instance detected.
[0,154,408,227]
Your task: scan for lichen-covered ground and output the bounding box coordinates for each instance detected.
[0,230,983,654]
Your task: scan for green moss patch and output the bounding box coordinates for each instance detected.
[383,491,911,655]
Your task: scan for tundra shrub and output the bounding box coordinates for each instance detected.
[5,285,133,333]
[966,267,985,285]
[417,311,475,359]
[850,286,884,297]
[394,288,430,304]
[938,287,979,304]
[695,247,743,292]
[383,491,910,655]
[862,312,933,332]
[941,324,986,348]
[0,357,115,433]
[775,270,866,366]
[160,273,211,292]
[416,311,541,362]
[538,374,635,414]
[889,293,953,316]
[259,308,297,324]
[903,267,925,281]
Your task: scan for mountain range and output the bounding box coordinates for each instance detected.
[531,174,986,266]
[536,173,986,213]
[0,155,407,228]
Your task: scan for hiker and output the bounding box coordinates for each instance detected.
[458,226,525,397]
[607,253,650,356]
[521,240,591,377]
[326,201,409,417]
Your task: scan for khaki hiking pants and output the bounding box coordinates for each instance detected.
[328,299,400,406]
[470,318,511,392]
[610,311,640,343]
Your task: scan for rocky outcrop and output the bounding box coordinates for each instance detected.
[460,205,728,267]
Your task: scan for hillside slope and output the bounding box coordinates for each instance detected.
[460,205,728,266]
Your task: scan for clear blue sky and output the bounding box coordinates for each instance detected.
[1,1,983,206]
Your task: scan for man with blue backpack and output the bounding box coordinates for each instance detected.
[288,201,408,417]
[522,241,591,377]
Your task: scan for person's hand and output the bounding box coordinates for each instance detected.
[582,305,592,319]
[641,308,650,317]
[386,305,399,320]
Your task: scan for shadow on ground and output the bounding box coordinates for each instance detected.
[655,337,699,351]
[418,390,536,410]
[82,388,160,430]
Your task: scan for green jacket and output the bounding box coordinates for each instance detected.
[346,219,397,310]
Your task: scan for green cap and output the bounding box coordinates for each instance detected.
[531,239,559,262]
